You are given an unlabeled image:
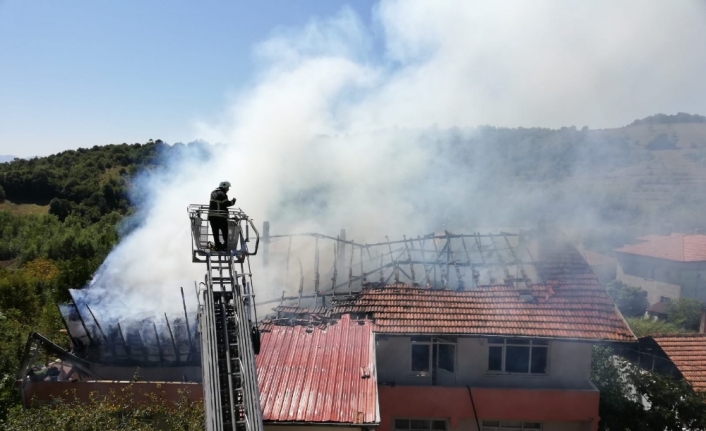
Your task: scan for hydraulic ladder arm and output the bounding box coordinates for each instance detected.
[189,205,263,431]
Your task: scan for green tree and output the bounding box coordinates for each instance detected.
[666,298,702,331]
[0,184,5,202]
[625,317,683,337]
[592,346,706,430]
[1,385,204,431]
[48,198,72,222]
[606,280,649,317]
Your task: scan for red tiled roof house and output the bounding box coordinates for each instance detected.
[614,234,706,306]
[331,236,634,431]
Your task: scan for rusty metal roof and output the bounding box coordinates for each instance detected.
[255,314,378,424]
[615,234,706,262]
[334,240,635,342]
[650,333,706,391]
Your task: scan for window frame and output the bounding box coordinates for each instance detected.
[393,418,448,431]
[480,420,542,430]
[410,336,457,376]
[486,337,549,375]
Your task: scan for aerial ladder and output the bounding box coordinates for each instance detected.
[188,204,263,431]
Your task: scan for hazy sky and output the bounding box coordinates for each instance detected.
[2,0,706,157]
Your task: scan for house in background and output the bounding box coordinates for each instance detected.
[614,234,706,306]
[644,298,670,320]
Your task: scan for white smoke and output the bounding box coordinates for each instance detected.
[79,0,706,320]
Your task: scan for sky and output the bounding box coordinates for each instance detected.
[1,1,706,157]
[0,0,378,157]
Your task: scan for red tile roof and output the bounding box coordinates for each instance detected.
[615,234,706,262]
[650,334,706,391]
[646,300,670,315]
[334,240,635,342]
[255,314,378,424]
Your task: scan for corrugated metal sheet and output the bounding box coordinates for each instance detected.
[256,314,378,424]
[334,240,635,342]
[616,234,706,262]
[651,334,706,391]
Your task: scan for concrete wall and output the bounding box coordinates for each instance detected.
[615,253,706,304]
[376,336,594,390]
[617,264,682,305]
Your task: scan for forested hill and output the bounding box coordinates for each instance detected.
[0,141,166,220]
[0,140,196,417]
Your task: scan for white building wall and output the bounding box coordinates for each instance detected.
[617,263,682,305]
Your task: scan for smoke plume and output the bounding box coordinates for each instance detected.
[78,0,706,319]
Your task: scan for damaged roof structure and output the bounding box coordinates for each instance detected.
[19,228,634,431]
[272,229,633,342]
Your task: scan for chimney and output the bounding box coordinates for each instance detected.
[700,306,706,334]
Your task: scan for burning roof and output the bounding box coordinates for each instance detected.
[275,230,635,342]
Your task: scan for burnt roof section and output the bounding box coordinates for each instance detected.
[256,314,378,424]
[615,234,706,262]
[333,237,635,342]
[649,333,706,391]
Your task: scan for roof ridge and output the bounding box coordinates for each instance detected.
[651,332,706,339]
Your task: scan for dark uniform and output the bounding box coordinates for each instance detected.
[208,187,235,251]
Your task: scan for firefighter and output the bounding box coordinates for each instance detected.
[209,181,236,251]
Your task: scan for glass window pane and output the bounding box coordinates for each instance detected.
[411,336,432,342]
[532,339,548,346]
[481,428,497,431]
[531,347,548,374]
[488,346,503,371]
[438,344,455,372]
[412,344,430,371]
[507,338,530,345]
[500,421,523,427]
[395,420,410,430]
[505,346,530,373]
[488,337,504,344]
[432,420,446,430]
[482,421,500,426]
[523,423,541,429]
[411,420,430,430]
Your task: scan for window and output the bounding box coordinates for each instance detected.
[395,419,447,431]
[412,344,431,372]
[481,420,541,430]
[487,338,548,374]
[410,336,456,375]
[437,344,455,372]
